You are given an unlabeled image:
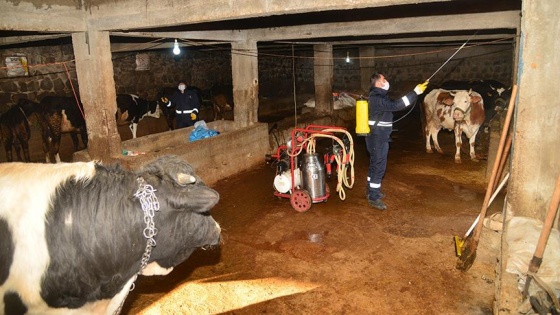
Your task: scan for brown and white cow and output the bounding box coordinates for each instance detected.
[422,88,485,163]
[0,155,221,314]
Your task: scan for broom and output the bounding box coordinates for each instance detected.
[456,85,517,271]
[454,132,513,257]
[454,172,510,257]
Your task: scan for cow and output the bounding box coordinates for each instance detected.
[0,155,221,315]
[422,88,485,163]
[35,95,88,163]
[116,94,161,138]
[156,87,179,131]
[212,94,234,120]
[210,84,234,121]
[0,100,35,162]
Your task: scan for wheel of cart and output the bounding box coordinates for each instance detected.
[290,189,312,212]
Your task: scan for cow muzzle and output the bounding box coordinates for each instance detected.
[453,105,471,122]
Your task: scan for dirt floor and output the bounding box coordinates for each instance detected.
[1,103,506,315]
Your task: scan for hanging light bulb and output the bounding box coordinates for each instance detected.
[173,39,181,55]
[345,51,350,63]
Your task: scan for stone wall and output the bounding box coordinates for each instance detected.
[1,42,512,111]
[0,45,233,110]
[0,43,77,108]
[258,44,513,98]
[371,45,514,91]
[112,48,233,100]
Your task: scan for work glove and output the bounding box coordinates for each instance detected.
[414,81,429,95]
[160,97,170,106]
[191,113,197,120]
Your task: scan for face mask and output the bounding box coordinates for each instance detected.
[381,81,390,91]
[178,85,186,91]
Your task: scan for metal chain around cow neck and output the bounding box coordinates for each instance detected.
[114,177,161,315]
[134,176,161,271]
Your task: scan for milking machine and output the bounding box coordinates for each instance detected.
[265,125,355,212]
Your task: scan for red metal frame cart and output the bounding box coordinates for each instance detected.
[267,124,355,212]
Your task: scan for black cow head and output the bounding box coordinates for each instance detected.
[137,155,221,273]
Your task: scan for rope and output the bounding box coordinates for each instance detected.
[322,128,356,194]
[306,130,355,200]
[63,62,85,120]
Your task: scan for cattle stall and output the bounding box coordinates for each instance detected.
[2,0,560,314]
[73,120,269,186]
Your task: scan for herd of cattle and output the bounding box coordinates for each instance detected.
[0,79,511,314]
[0,80,511,163]
[0,79,510,164]
[0,86,234,163]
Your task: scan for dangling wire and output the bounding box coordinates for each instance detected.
[292,44,297,127]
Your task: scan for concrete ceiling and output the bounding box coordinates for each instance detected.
[0,0,521,51]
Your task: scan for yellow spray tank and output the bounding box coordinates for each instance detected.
[355,98,370,136]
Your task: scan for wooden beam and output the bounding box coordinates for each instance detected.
[110,30,243,42]
[0,2,86,32]
[0,34,71,47]
[247,11,520,41]
[109,11,519,48]
[110,41,230,53]
[87,0,452,31]
[275,34,516,46]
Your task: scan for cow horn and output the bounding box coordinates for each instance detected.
[177,173,196,185]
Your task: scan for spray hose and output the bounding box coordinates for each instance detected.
[306,129,355,200]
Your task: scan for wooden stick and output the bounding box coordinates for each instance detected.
[471,85,517,243]
[492,132,513,193]
[523,173,560,299]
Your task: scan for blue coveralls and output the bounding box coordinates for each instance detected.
[366,87,418,201]
[169,88,201,129]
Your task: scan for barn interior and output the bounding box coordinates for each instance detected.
[1,0,559,314]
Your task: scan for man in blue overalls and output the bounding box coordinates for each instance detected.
[166,82,201,129]
[366,72,428,210]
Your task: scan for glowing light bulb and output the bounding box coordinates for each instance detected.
[345,51,350,63]
[173,39,180,55]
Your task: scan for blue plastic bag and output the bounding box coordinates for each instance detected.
[189,121,219,142]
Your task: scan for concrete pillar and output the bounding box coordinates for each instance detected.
[72,31,121,163]
[508,0,560,221]
[231,40,259,127]
[313,44,333,115]
[359,46,376,94]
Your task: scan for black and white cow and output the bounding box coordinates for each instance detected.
[116,94,161,138]
[0,155,221,314]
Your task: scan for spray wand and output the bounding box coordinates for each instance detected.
[425,31,479,83]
